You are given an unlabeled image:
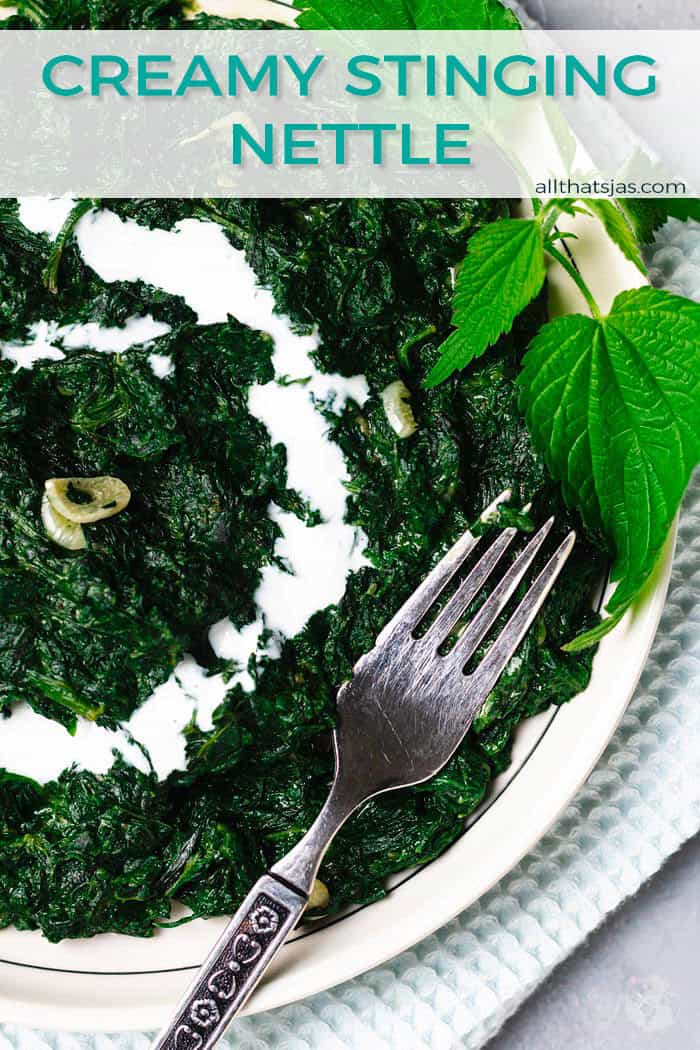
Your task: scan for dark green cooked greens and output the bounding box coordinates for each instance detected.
[0,197,606,941]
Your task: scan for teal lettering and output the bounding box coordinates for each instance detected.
[446,55,487,97]
[426,54,436,97]
[494,54,536,96]
[401,123,429,165]
[384,54,421,97]
[346,55,381,96]
[176,55,222,97]
[232,122,274,164]
[320,123,358,164]
[613,54,656,95]
[565,55,606,96]
[284,123,318,165]
[42,55,83,96]
[359,122,396,163]
[284,54,324,96]
[435,123,470,164]
[138,55,172,97]
[228,55,278,96]
[91,54,129,97]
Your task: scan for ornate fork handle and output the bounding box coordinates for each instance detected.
[153,780,362,1050]
[152,874,306,1050]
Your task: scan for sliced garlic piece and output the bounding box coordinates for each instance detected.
[306,878,330,911]
[45,476,131,524]
[381,380,417,439]
[41,493,87,551]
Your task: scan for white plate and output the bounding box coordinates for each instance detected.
[0,2,676,1032]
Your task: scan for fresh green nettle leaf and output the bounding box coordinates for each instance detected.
[519,286,700,645]
[582,199,646,275]
[425,218,546,388]
[292,0,410,29]
[409,0,520,28]
[293,0,519,29]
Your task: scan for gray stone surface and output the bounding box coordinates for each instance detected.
[489,835,700,1049]
[521,0,697,28]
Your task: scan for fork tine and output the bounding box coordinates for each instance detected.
[423,525,520,648]
[375,519,520,648]
[375,527,481,646]
[463,531,577,695]
[435,517,555,658]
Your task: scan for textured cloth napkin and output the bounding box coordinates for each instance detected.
[1,217,699,1050]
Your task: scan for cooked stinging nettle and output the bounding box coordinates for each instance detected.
[44,476,131,524]
[381,379,417,439]
[0,195,604,942]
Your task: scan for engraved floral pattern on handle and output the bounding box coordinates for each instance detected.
[189,999,220,1029]
[206,963,239,1002]
[165,892,290,1050]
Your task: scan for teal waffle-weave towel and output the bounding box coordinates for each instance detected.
[1,216,699,1049]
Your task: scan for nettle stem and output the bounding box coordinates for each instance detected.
[5,0,47,23]
[537,200,561,237]
[43,197,99,293]
[536,199,603,321]
[544,242,602,321]
[194,200,249,244]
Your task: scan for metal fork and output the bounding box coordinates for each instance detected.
[153,516,575,1050]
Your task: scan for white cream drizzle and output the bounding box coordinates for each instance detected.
[1,198,369,782]
[18,196,75,239]
[0,316,171,368]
